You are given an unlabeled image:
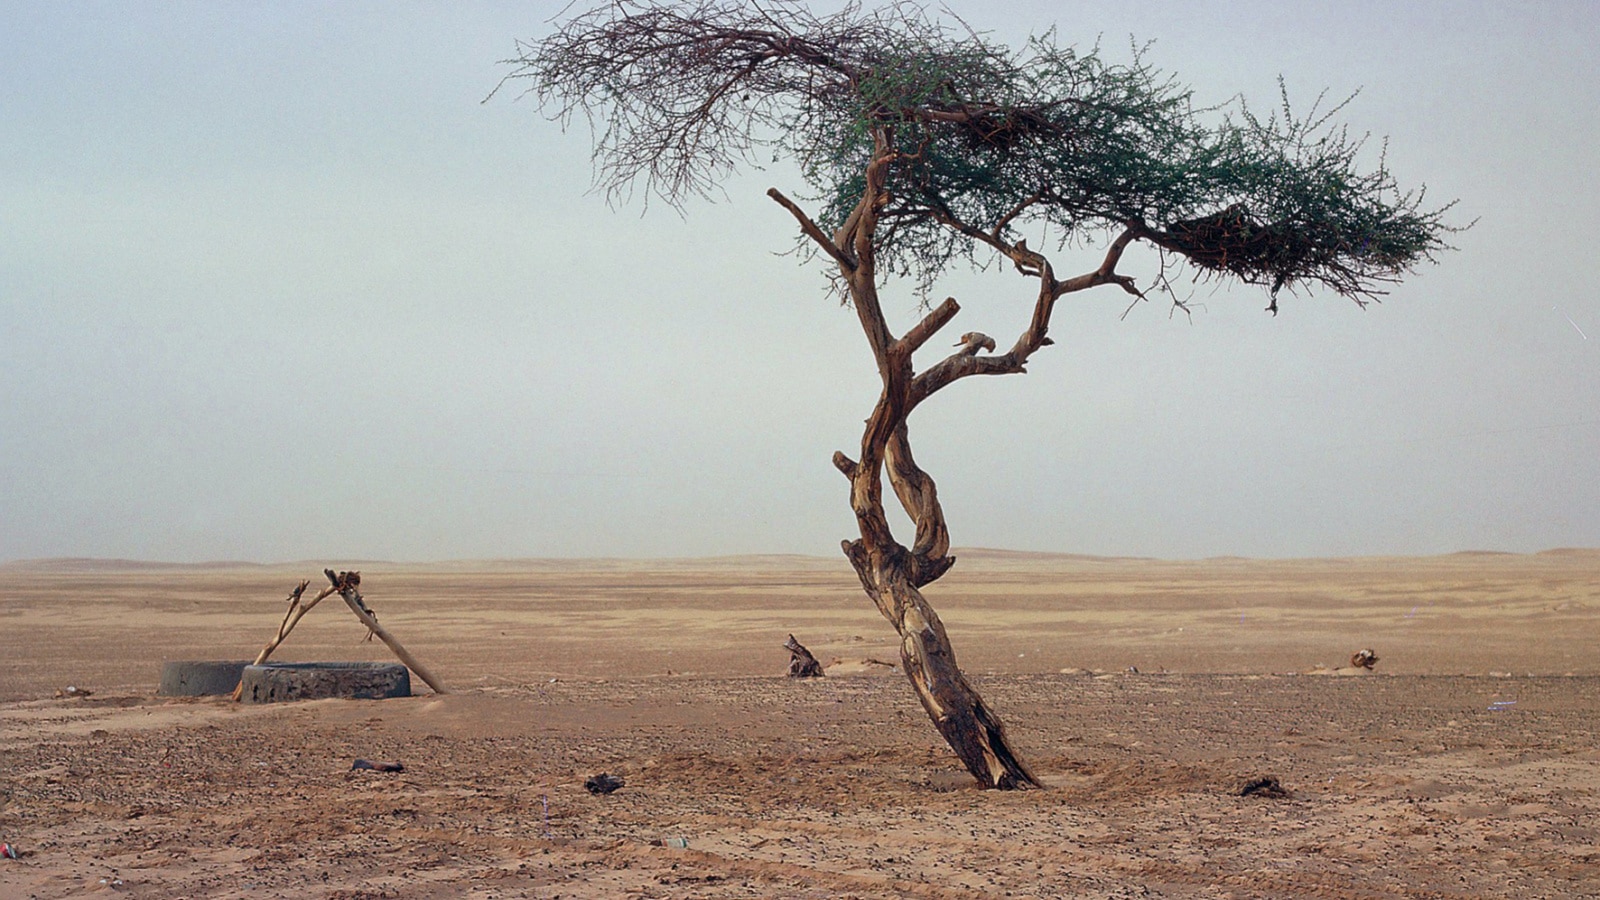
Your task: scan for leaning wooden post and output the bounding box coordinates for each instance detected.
[324,570,450,695]
[231,580,339,701]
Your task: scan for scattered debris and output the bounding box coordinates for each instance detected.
[1237,775,1289,798]
[651,836,690,849]
[2,842,19,860]
[351,759,405,773]
[585,773,625,795]
[54,685,91,698]
[1350,648,1379,670]
[783,634,824,678]
[1488,699,1518,712]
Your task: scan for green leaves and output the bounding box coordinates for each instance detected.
[509,1,1458,306]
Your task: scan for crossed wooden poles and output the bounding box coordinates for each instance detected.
[231,569,449,701]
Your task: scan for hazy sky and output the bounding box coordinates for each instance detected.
[3,1,1596,563]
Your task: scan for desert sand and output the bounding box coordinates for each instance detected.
[2,549,1597,898]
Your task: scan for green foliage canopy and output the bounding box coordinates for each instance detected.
[500,0,1457,308]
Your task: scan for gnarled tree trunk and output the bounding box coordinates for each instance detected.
[832,389,1040,788]
[842,538,1040,788]
[768,126,1144,789]
[770,135,1048,788]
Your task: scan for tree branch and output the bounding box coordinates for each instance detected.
[1054,222,1147,297]
[837,132,903,368]
[991,191,1044,242]
[832,450,860,479]
[906,224,1150,407]
[884,424,955,586]
[853,130,897,273]
[326,570,451,696]
[893,297,960,360]
[768,188,855,271]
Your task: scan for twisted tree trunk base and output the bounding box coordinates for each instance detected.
[846,542,1041,789]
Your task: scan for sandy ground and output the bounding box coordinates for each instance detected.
[1,549,1598,898]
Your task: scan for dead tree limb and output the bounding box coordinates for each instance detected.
[784,634,825,678]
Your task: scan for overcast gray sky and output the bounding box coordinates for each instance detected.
[2,1,1596,563]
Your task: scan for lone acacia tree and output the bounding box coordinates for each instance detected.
[500,1,1456,789]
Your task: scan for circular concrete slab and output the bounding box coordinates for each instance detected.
[238,661,411,704]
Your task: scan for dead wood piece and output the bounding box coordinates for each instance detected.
[233,570,450,700]
[784,634,825,678]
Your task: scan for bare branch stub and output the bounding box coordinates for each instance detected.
[325,569,360,592]
[510,0,1460,791]
[784,634,825,678]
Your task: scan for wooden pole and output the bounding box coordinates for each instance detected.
[231,581,337,701]
[325,570,450,695]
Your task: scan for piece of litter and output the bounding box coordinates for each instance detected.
[1487,700,1518,712]
[1238,776,1289,798]
[351,759,405,772]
